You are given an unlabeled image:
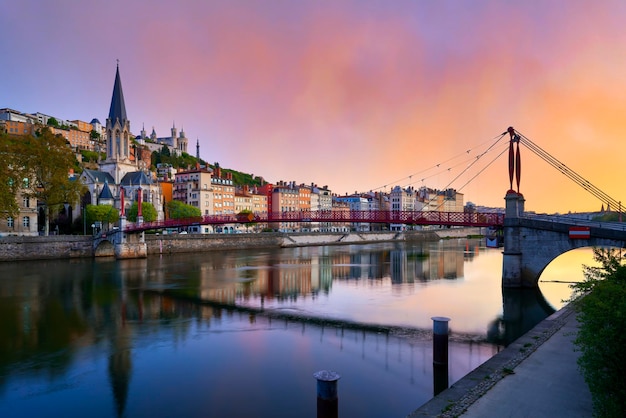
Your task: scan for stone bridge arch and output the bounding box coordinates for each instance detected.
[93,230,122,257]
[94,239,115,257]
[503,217,626,287]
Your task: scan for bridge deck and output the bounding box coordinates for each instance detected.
[123,210,504,232]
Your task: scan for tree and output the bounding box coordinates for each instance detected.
[237,209,257,231]
[18,129,85,235]
[167,200,201,219]
[47,117,59,127]
[0,133,26,218]
[126,201,157,223]
[571,248,626,417]
[85,204,119,232]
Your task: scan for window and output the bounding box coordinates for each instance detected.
[23,197,30,208]
[23,216,30,228]
[7,217,13,228]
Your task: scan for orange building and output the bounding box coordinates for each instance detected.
[47,126,93,151]
[160,181,173,218]
[70,119,94,133]
[211,165,235,216]
[1,120,37,136]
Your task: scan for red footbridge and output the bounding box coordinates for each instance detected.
[123,210,504,233]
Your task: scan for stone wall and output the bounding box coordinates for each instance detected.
[147,233,283,255]
[0,227,483,262]
[0,235,93,261]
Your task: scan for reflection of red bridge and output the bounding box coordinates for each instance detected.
[123,210,504,233]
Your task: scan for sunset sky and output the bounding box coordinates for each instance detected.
[3,1,626,213]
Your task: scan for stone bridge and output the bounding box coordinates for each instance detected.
[93,218,147,258]
[502,192,626,287]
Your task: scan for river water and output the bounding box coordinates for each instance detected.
[0,238,592,418]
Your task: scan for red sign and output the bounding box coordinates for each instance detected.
[569,226,590,239]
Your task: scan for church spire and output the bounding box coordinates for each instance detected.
[108,62,128,125]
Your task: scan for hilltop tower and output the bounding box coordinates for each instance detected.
[171,122,178,150]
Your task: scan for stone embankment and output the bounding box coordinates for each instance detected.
[0,227,482,262]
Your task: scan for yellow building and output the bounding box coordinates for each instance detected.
[0,183,38,236]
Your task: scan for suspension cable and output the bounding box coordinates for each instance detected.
[420,134,508,211]
[515,130,622,211]
[369,132,507,193]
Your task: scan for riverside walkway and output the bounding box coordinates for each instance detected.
[409,304,593,417]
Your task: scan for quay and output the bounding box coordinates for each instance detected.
[0,228,478,262]
[408,303,592,417]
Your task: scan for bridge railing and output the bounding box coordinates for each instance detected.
[523,213,626,231]
[122,210,504,233]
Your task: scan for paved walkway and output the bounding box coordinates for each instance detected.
[408,305,593,417]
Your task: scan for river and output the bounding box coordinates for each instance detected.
[0,238,592,417]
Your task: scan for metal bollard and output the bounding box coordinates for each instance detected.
[432,317,450,396]
[314,370,340,418]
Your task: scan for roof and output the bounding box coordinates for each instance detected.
[99,181,114,200]
[82,169,115,184]
[120,171,153,186]
[108,64,127,125]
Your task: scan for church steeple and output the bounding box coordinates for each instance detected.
[102,62,134,182]
[108,62,128,126]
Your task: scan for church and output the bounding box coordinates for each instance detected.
[136,122,189,156]
[80,64,164,223]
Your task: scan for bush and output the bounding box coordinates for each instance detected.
[572,248,626,417]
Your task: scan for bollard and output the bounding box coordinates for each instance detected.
[431,317,450,366]
[432,317,450,396]
[314,370,340,418]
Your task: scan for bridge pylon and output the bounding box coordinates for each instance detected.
[502,191,529,287]
[114,216,147,259]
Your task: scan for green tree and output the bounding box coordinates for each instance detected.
[237,209,257,231]
[20,129,85,235]
[592,212,622,223]
[47,117,59,127]
[167,200,201,219]
[126,201,157,222]
[85,204,119,232]
[80,150,101,163]
[571,248,626,417]
[0,133,26,217]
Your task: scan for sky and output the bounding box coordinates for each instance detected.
[3,0,626,214]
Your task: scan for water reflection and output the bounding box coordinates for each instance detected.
[0,240,582,417]
[487,288,556,346]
